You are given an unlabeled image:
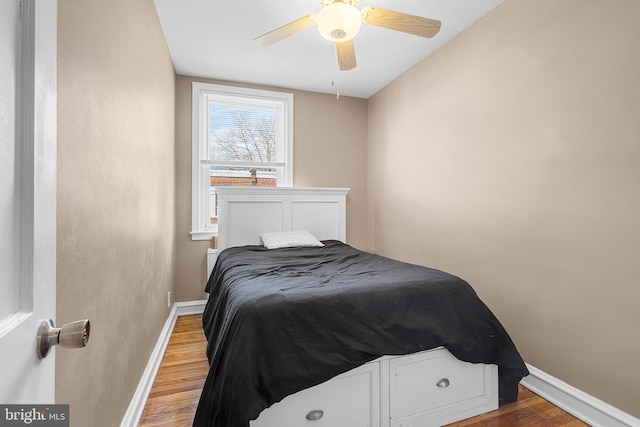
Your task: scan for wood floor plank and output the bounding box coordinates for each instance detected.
[139,314,589,427]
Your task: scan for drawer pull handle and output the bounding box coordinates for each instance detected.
[436,378,450,388]
[305,409,324,421]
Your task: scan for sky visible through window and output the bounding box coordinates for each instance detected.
[208,103,277,163]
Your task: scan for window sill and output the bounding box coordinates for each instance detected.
[190,230,217,241]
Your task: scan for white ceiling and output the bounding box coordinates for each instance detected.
[154,0,503,99]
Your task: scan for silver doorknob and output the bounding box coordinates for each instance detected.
[37,319,90,359]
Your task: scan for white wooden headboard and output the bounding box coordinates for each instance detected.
[215,187,350,251]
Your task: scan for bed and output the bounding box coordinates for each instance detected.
[193,186,528,427]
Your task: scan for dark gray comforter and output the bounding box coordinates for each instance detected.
[193,240,528,427]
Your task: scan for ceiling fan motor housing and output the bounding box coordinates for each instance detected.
[316,1,363,41]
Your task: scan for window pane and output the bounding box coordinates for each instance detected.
[208,103,277,163]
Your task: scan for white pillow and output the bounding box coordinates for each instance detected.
[260,230,324,249]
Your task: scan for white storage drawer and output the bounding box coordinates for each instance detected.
[389,348,498,427]
[251,362,380,427]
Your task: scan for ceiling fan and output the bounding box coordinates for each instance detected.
[253,0,441,71]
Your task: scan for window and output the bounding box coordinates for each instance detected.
[191,82,293,240]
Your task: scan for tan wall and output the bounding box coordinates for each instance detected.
[175,76,368,301]
[367,0,640,417]
[57,0,176,425]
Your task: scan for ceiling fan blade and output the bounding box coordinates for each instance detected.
[361,7,441,38]
[253,14,317,47]
[336,40,357,71]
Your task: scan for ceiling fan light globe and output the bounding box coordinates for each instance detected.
[316,3,362,42]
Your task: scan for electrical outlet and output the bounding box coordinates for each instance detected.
[167,291,171,308]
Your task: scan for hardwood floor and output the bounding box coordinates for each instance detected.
[139,315,208,427]
[139,314,588,427]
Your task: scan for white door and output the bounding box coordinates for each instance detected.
[0,0,57,403]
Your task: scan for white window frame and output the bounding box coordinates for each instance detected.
[191,82,294,240]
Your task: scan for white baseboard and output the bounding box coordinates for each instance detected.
[175,299,207,316]
[120,300,207,427]
[521,363,640,427]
